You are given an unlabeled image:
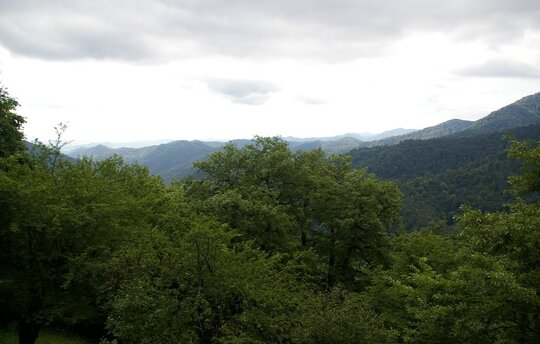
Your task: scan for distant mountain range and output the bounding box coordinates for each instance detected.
[67,92,540,183]
[348,92,540,229]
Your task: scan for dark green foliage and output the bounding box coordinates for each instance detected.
[506,137,540,195]
[0,141,164,343]
[461,92,540,136]
[105,222,305,344]
[185,137,401,287]
[350,124,540,229]
[0,86,25,158]
[361,139,540,343]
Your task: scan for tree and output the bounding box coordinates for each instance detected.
[104,207,306,344]
[0,142,164,344]
[0,85,25,158]
[506,136,540,196]
[187,137,306,253]
[362,138,540,343]
[186,137,401,289]
[309,157,401,289]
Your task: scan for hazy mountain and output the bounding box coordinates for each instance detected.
[284,128,416,143]
[455,92,540,137]
[358,92,540,147]
[63,139,175,153]
[367,119,473,146]
[69,140,217,183]
[68,91,540,183]
[367,128,418,141]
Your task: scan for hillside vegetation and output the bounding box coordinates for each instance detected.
[2,86,540,343]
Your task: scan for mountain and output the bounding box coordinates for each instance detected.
[362,92,540,147]
[68,91,540,185]
[63,139,174,153]
[455,92,540,137]
[366,119,473,146]
[289,137,364,153]
[69,140,217,183]
[349,124,540,229]
[283,128,416,143]
[367,128,418,141]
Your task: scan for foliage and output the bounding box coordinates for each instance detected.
[506,137,540,195]
[350,124,540,229]
[186,137,401,288]
[104,220,305,344]
[361,138,540,343]
[4,83,540,343]
[0,136,164,343]
[0,86,25,159]
[292,287,397,344]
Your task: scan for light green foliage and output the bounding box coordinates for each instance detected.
[365,229,539,343]
[292,287,397,344]
[506,136,540,195]
[105,219,305,344]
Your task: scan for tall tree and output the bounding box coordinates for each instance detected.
[186,137,401,288]
[0,142,164,344]
[0,85,25,158]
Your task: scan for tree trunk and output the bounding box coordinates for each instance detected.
[18,320,41,344]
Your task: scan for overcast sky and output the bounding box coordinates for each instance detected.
[1,0,540,144]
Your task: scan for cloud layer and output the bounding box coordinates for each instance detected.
[1,0,540,62]
[457,59,540,79]
[207,79,278,105]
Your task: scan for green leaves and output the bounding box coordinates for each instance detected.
[0,85,25,159]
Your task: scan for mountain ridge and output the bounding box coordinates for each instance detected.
[67,91,540,183]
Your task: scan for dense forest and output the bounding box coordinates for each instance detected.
[1,85,540,343]
[350,124,540,229]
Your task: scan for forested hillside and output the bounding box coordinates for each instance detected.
[2,86,540,343]
[350,124,540,229]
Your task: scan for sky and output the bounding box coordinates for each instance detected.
[1,0,540,144]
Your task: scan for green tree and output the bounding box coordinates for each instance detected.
[293,287,397,344]
[105,207,306,344]
[363,138,540,343]
[0,142,164,344]
[187,137,304,252]
[0,85,25,158]
[186,137,401,288]
[309,158,401,289]
[506,136,540,195]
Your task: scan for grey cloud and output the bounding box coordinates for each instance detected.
[206,79,279,105]
[457,59,540,79]
[1,0,540,61]
[297,96,326,105]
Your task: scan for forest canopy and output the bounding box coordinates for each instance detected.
[1,86,539,343]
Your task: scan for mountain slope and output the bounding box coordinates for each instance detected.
[349,124,540,229]
[367,119,473,146]
[70,140,217,182]
[455,92,540,137]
